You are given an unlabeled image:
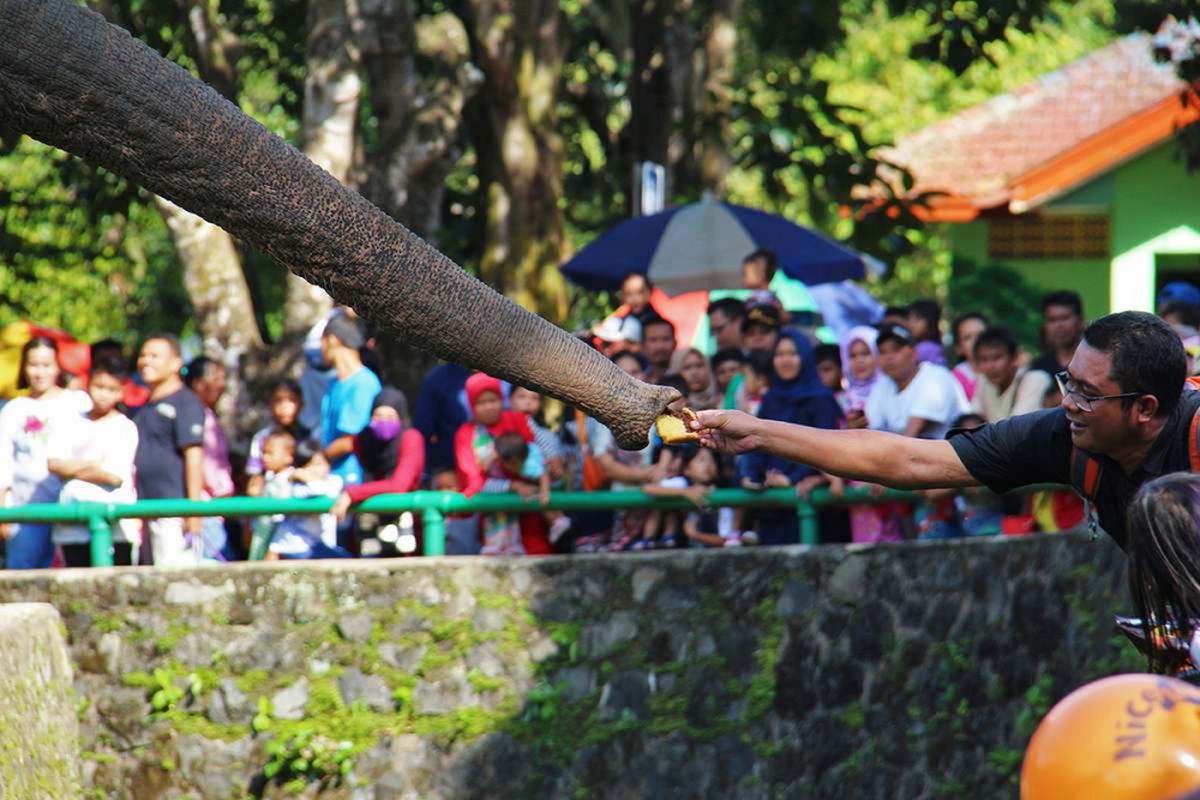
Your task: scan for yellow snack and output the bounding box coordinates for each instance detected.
[656,408,699,444]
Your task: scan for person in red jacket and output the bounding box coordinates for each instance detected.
[330,387,424,520]
[453,373,551,555]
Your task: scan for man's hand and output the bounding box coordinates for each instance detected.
[691,409,763,455]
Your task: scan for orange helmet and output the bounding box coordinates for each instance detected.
[1022,674,1200,800]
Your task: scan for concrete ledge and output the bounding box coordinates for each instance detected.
[0,603,79,799]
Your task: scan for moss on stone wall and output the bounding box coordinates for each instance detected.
[0,534,1142,799]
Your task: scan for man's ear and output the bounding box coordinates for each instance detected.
[1135,394,1159,422]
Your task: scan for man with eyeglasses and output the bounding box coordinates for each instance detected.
[691,311,1198,549]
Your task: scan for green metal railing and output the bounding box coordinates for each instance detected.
[0,484,1067,567]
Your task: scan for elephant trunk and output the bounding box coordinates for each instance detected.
[0,0,678,448]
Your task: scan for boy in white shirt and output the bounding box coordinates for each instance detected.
[50,357,140,566]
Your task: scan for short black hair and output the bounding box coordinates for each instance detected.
[1042,290,1083,318]
[143,332,182,358]
[642,315,676,339]
[973,326,1018,358]
[907,298,942,342]
[89,354,128,382]
[1082,311,1186,418]
[269,378,303,401]
[612,350,650,373]
[951,311,989,343]
[743,248,778,281]
[621,272,652,291]
[883,305,909,319]
[495,432,529,464]
[184,355,222,388]
[657,374,689,394]
[745,350,773,378]
[710,348,745,371]
[1161,300,1200,329]
[324,312,366,349]
[264,428,296,448]
[813,343,841,366]
[707,297,746,321]
[294,437,324,468]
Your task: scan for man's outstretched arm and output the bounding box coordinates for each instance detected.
[691,409,978,490]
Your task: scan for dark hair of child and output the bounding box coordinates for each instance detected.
[494,432,529,464]
[89,354,128,382]
[745,349,773,379]
[813,343,841,366]
[269,377,303,400]
[294,437,324,468]
[710,348,745,372]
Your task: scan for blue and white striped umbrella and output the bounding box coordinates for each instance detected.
[561,195,868,295]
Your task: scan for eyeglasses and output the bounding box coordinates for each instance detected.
[1054,370,1141,413]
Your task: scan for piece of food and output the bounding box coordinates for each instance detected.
[656,408,700,444]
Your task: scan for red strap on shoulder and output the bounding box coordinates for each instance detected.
[1190,405,1200,472]
[1083,457,1101,499]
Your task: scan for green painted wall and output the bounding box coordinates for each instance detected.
[1110,142,1200,311]
[947,140,1200,317]
[948,220,1110,319]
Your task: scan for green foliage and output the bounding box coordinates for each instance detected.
[947,261,1047,349]
[1016,675,1055,741]
[262,728,354,786]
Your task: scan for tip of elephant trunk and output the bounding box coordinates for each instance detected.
[604,384,683,450]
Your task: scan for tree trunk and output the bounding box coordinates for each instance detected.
[696,0,739,194]
[463,0,569,322]
[153,197,263,358]
[283,0,364,342]
[358,2,480,240]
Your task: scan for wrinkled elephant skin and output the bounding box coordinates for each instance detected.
[0,0,679,448]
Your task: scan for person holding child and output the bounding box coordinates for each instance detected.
[253,436,347,560]
[245,379,310,496]
[455,373,552,555]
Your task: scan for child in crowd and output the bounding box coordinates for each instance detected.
[906,298,946,366]
[247,429,296,559]
[710,349,745,399]
[741,248,786,320]
[455,373,551,555]
[49,356,140,566]
[246,379,310,496]
[637,446,688,549]
[185,356,235,560]
[264,438,347,560]
[947,413,1005,537]
[431,467,481,556]
[813,344,844,399]
[478,432,548,555]
[739,350,772,416]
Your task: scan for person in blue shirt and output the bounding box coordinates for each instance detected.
[319,313,381,487]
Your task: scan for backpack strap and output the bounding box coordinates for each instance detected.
[1070,446,1103,502]
[1070,446,1103,539]
[1190,404,1200,473]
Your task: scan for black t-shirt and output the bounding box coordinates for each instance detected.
[948,390,1200,550]
[134,386,205,500]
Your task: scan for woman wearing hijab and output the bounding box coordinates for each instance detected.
[668,347,722,411]
[330,386,425,520]
[833,326,904,544]
[739,328,845,545]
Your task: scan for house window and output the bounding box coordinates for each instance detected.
[988,214,1110,260]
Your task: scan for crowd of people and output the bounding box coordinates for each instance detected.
[4,247,1199,568]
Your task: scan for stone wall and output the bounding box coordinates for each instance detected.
[0,603,80,798]
[0,534,1143,799]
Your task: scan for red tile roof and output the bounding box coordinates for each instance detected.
[878,34,1191,219]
